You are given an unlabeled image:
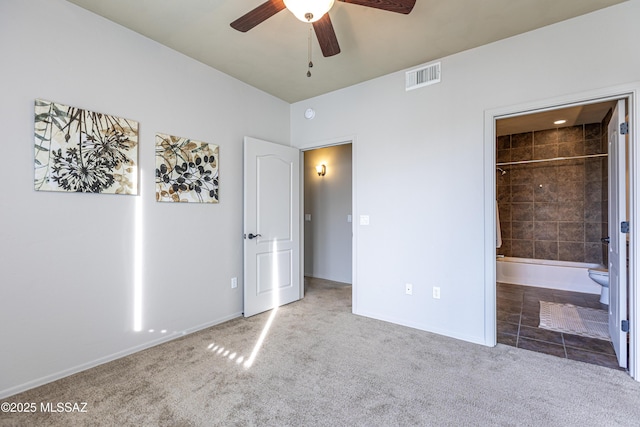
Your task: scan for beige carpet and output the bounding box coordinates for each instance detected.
[2,278,640,426]
[539,301,610,341]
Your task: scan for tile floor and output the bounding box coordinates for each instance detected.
[497,282,624,370]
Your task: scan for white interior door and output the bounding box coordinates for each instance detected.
[243,137,301,317]
[608,99,628,369]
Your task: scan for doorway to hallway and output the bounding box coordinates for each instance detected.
[303,143,353,287]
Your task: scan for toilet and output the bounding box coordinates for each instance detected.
[588,267,609,305]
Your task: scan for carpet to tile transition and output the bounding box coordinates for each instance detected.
[539,300,610,341]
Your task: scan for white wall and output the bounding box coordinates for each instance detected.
[303,144,353,283]
[291,0,640,344]
[0,0,289,398]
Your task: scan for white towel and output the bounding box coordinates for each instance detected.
[496,201,502,249]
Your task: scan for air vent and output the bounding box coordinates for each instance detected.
[405,62,441,91]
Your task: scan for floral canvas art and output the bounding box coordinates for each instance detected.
[34,99,139,194]
[155,133,219,203]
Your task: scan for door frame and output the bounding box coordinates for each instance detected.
[300,136,357,312]
[483,83,640,380]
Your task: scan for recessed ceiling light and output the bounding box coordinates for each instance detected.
[554,119,567,125]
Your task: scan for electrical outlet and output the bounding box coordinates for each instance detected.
[405,283,412,295]
[231,277,238,289]
[433,286,440,299]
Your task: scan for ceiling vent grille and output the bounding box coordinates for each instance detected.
[405,62,441,91]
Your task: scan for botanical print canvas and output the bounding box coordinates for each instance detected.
[34,99,139,194]
[155,133,219,203]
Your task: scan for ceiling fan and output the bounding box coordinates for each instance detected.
[230,0,416,57]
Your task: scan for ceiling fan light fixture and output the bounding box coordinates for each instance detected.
[283,0,335,23]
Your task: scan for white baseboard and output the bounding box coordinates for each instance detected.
[0,312,242,400]
[353,308,485,346]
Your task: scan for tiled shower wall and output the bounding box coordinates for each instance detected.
[496,123,608,264]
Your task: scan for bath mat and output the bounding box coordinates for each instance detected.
[539,301,610,341]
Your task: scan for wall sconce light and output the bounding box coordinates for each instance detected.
[315,164,326,176]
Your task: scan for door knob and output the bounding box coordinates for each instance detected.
[601,237,610,244]
[248,233,261,239]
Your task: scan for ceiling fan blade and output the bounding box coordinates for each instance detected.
[313,14,341,57]
[338,0,416,14]
[230,0,286,32]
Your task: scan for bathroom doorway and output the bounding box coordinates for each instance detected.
[493,98,631,370]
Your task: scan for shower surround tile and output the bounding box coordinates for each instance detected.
[534,144,558,160]
[558,125,584,142]
[498,240,512,256]
[511,132,533,148]
[512,185,534,202]
[558,140,584,157]
[558,202,584,222]
[534,183,558,202]
[534,202,559,221]
[497,149,511,163]
[557,163,585,182]
[556,181,584,201]
[585,206,603,222]
[585,158,603,179]
[511,146,533,162]
[497,135,511,150]
[585,123,602,140]
[586,243,604,264]
[500,223,513,240]
[585,139,603,155]
[498,203,512,222]
[534,222,558,241]
[509,166,533,182]
[512,222,534,240]
[585,182,603,202]
[511,240,534,258]
[496,123,607,264]
[497,185,511,203]
[559,242,585,261]
[532,165,557,184]
[585,224,602,242]
[533,129,558,145]
[559,222,585,242]
[512,203,534,221]
[534,241,558,259]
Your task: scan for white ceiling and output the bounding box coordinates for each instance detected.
[65,0,626,103]
[496,101,618,136]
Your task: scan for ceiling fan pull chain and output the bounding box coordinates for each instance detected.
[307,25,313,77]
